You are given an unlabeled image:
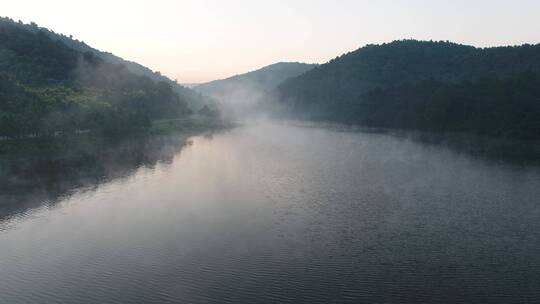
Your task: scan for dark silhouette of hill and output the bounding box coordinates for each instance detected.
[278,40,540,140]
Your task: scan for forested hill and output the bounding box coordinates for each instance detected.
[278,40,540,140]
[0,17,212,111]
[195,62,316,104]
[0,17,193,138]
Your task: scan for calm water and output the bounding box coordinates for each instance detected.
[1,122,540,304]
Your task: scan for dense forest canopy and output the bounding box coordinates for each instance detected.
[0,17,195,138]
[1,17,214,111]
[278,40,540,140]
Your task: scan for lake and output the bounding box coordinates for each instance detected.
[1,121,540,303]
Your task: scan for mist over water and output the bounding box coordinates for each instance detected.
[1,121,540,303]
[193,62,317,120]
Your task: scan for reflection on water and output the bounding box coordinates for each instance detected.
[1,121,540,304]
[0,134,193,224]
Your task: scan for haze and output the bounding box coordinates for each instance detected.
[4,0,540,83]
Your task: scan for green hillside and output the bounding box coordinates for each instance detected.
[0,17,196,138]
[278,40,540,140]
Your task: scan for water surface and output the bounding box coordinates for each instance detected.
[1,122,540,303]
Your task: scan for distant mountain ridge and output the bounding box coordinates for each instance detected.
[197,62,317,92]
[278,40,540,140]
[194,62,317,105]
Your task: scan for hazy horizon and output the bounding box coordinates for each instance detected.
[4,0,540,83]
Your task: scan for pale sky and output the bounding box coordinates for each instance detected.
[3,0,540,83]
